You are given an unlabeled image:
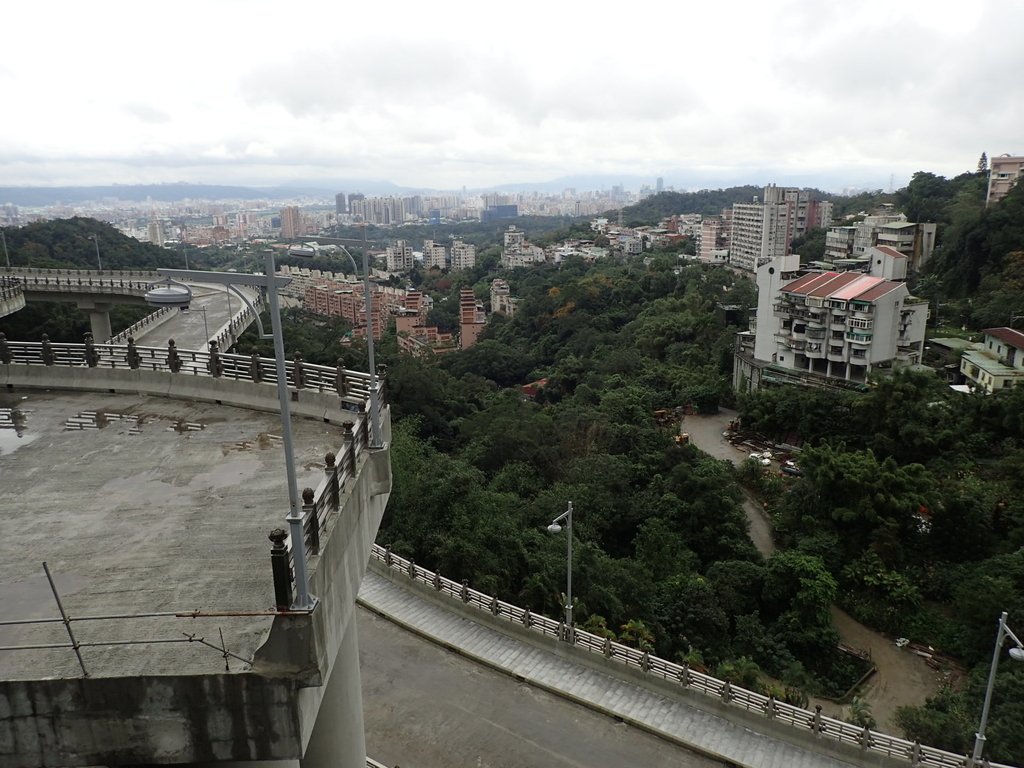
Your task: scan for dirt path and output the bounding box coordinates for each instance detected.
[682,409,942,729]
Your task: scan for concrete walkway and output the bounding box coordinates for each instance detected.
[358,571,860,768]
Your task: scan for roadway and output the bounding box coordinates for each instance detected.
[680,408,943,730]
[132,283,242,351]
[358,606,722,768]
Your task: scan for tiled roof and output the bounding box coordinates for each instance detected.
[984,327,1024,350]
[829,275,883,301]
[873,246,907,259]
[853,281,904,302]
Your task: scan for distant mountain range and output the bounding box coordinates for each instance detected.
[0,170,901,208]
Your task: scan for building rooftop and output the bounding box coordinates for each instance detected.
[983,326,1024,349]
[0,390,337,682]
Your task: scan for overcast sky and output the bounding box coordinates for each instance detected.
[2,0,1021,192]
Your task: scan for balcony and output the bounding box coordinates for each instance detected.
[805,328,827,340]
[846,332,873,345]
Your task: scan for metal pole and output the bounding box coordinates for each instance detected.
[92,235,102,272]
[1,231,9,268]
[972,611,1008,765]
[265,250,315,611]
[201,307,209,343]
[361,245,383,448]
[565,501,573,628]
[43,562,88,677]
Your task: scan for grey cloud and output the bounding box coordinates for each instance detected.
[121,103,172,124]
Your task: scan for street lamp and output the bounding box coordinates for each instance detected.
[547,501,574,636]
[971,611,1024,765]
[90,234,103,272]
[1,230,9,268]
[145,256,317,611]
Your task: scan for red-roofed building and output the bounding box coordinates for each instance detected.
[734,252,929,392]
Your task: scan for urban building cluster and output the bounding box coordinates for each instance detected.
[286,260,516,357]
[384,238,476,272]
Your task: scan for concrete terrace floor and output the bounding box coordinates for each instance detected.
[0,390,341,681]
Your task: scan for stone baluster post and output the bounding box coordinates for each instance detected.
[269,529,292,611]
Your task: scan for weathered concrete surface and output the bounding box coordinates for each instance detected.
[0,389,391,766]
[358,571,875,768]
[357,606,724,768]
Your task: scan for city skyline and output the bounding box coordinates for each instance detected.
[2,0,1021,192]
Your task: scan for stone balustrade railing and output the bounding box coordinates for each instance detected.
[1,266,158,279]
[0,276,25,301]
[0,338,379,405]
[3,271,156,297]
[108,306,176,344]
[368,545,1011,768]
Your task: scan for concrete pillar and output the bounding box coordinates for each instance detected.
[88,309,113,342]
[301,617,366,768]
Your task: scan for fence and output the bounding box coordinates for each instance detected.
[368,544,1011,768]
[0,275,24,302]
[0,338,379,404]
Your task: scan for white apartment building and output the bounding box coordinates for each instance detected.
[501,225,545,267]
[987,154,1024,206]
[700,216,730,262]
[490,278,517,317]
[386,240,414,272]
[451,238,476,270]
[960,328,1024,393]
[823,214,936,271]
[422,239,447,269]
[729,197,791,272]
[734,252,928,391]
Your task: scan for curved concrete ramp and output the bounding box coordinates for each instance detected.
[357,571,860,768]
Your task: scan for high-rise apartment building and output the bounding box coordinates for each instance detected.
[729,193,791,272]
[422,239,447,269]
[385,240,414,272]
[986,154,1024,206]
[335,193,347,214]
[699,215,730,262]
[450,238,476,270]
[147,219,165,247]
[459,288,486,350]
[280,206,302,239]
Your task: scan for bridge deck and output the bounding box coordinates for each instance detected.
[358,571,860,768]
[0,390,340,681]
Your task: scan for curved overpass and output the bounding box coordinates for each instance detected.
[0,267,260,348]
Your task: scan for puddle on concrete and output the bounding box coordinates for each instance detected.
[64,412,143,433]
[170,419,206,434]
[0,407,38,455]
[222,432,280,455]
[61,411,207,435]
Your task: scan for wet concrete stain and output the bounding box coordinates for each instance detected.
[0,407,38,455]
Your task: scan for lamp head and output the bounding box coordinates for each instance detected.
[145,278,192,309]
[547,523,562,535]
[1010,646,1024,662]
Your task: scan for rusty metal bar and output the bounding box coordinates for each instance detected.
[43,562,87,677]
